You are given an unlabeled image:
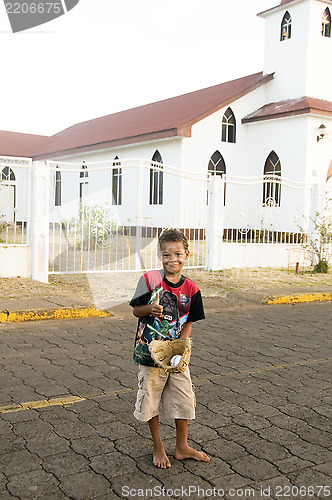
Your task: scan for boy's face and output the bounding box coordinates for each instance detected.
[160,241,189,277]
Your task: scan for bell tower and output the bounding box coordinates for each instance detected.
[258,0,332,102]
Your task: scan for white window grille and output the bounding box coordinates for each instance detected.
[55,166,61,206]
[112,156,122,205]
[208,151,226,205]
[150,150,163,205]
[80,162,89,205]
[221,107,236,143]
[263,151,281,207]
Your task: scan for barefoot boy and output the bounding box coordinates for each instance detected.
[130,228,210,468]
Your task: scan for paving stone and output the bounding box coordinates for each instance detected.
[257,426,300,446]
[25,432,70,457]
[114,436,152,458]
[286,440,332,465]
[288,466,332,485]
[52,419,96,440]
[228,455,280,481]
[90,451,137,478]
[275,455,315,474]
[6,469,60,498]
[58,470,111,499]
[76,407,117,425]
[210,474,254,493]
[245,438,292,463]
[111,470,163,499]
[95,421,137,440]
[218,424,259,445]
[1,431,26,454]
[0,409,39,424]
[203,437,247,460]
[136,453,187,478]
[183,456,232,480]
[184,421,220,443]
[0,302,331,498]
[13,419,53,439]
[0,450,41,476]
[312,462,331,478]
[70,435,115,457]
[41,450,91,477]
[254,476,292,499]
[161,472,214,498]
[232,413,271,431]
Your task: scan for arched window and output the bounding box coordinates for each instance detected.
[221,108,236,143]
[79,162,88,205]
[55,166,61,207]
[112,156,122,205]
[322,7,331,37]
[150,150,163,205]
[1,167,15,182]
[263,151,281,207]
[208,151,226,205]
[1,167,16,222]
[281,11,292,41]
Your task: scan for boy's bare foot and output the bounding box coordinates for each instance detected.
[153,442,171,468]
[174,444,210,462]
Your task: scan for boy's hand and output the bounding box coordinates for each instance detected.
[151,291,163,318]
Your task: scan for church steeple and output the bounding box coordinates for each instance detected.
[258,0,332,102]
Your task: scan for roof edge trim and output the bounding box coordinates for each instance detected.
[32,129,180,160]
[242,106,332,124]
[181,73,275,131]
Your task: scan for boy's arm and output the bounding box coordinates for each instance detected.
[179,321,192,338]
[133,291,163,318]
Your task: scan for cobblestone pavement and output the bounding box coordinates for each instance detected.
[0,301,331,500]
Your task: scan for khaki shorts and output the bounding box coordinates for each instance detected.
[134,365,196,422]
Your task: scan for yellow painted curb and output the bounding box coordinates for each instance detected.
[0,307,112,323]
[266,292,332,305]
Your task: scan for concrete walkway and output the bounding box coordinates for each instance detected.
[0,300,331,499]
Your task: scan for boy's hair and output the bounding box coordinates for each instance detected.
[158,228,189,252]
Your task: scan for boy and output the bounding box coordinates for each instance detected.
[130,228,210,468]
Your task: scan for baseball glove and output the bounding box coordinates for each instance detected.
[148,337,192,373]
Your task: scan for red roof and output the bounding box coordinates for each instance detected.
[0,130,49,158]
[258,0,295,17]
[33,72,273,159]
[242,97,332,123]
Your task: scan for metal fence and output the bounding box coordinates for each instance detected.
[220,174,313,244]
[47,160,332,274]
[1,155,331,279]
[0,156,31,246]
[48,159,207,274]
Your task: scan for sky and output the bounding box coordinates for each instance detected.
[0,0,278,136]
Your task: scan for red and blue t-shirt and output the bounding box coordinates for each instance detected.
[130,270,205,366]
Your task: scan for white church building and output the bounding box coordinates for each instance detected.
[0,0,331,278]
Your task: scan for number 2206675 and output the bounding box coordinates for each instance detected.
[5,3,62,14]
[275,485,330,497]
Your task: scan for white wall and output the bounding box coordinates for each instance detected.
[0,246,31,278]
[180,87,322,233]
[306,115,332,184]
[306,0,332,101]
[182,85,267,180]
[217,243,306,270]
[48,138,185,228]
[261,0,332,103]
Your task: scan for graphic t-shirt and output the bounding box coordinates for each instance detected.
[130,270,205,366]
